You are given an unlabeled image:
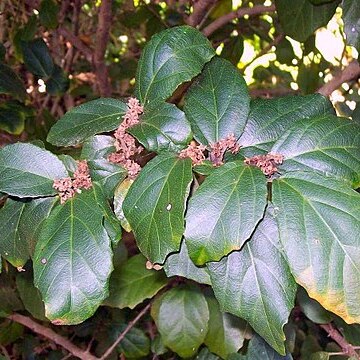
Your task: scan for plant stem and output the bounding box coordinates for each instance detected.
[100,303,151,360]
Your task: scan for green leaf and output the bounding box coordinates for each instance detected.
[81,135,127,198]
[275,0,339,42]
[297,287,333,324]
[46,65,69,95]
[228,334,293,359]
[135,25,215,105]
[39,0,59,29]
[18,197,57,257]
[207,210,297,355]
[0,104,25,135]
[185,162,267,265]
[114,178,133,232]
[272,172,360,324]
[0,63,27,101]
[0,279,24,317]
[239,94,335,156]
[0,321,24,346]
[196,347,221,360]
[276,38,296,65]
[309,352,330,360]
[184,57,249,145]
[151,335,168,356]
[105,254,167,309]
[272,115,360,188]
[92,183,122,246]
[163,241,211,285]
[128,102,192,153]
[16,270,47,321]
[0,198,28,267]
[221,36,244,66]
[47,98,127,146]
[33,188,113,325]
[342,0,360,52]
[111,324,150,358]
[0,143,68,197]
[334,317,360,345]
[123,154,193,264]
[151,285,209,358]
[21,38,54,78]
[204,293,246,358]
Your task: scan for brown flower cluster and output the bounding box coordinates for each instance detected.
[244,153,284,176]
[108,97,144,179]
[179,141,207,165]
[53,160,92,204]
[210,133,240,166]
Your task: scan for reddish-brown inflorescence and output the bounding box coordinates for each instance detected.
[244,153,284,176]
[179,141,207,166]
[108,97,143,178]
[53,160,92,204]
[210,133,240,166]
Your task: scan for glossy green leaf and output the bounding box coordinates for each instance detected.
[309,352,330,360]
[39,0,59,29]
[184,57,249,145]
[275,0,339,42]
[21,38,54,78]
[185,162,267,265]
[204,294,246,358]
[105,254,167,309]
[297,287,333,324]
[128,102,192,153]
[0,198,28,267]
[228,334,293,359]
[47,98,127,146]
[0,143,68,197]
[164,241,211,285]
[239,94,335,156]
[16,270,46,321]
[272,115,360,187]
[0,63,27,101]
[81,135,127,198]
[46,65,69,95]
[123,154,193,264]
[272,172,360,324]
[343,0,360,52]
[151,285,209,358]
[135,25,215,105]
[33,188,113,325]
[208,210,297,355]
[92,183,122,246]
[18,197,57,257]
[114,179,133,232]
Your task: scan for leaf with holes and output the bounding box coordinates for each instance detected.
[185,161,267,265]
[123,154,193,264]
[239,94,335,157]
[47,98,127,146]
[184,57,249,145]
[272,172,360,324]
[128,102,192,153]
[271,115,360,187]
[207,210,297,355]
[151,285,209,358]
[0,143,68,197]
[33,188,113,325]
[135,25,215,105]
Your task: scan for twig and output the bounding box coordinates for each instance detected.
[0,344,11,360]
[100,303,151,360]
[57,27,92,62]
[320,323,360,359]
[93,0,112,97]
[317,60,360,97]
[7,313,99,360]
[203,4,276,37]
[186,0,218,27]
